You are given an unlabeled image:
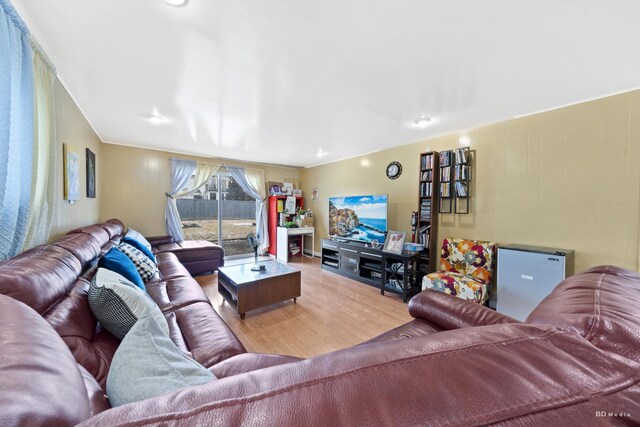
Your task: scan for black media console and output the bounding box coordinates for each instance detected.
[320,238,383,288]
[321,238,425,302]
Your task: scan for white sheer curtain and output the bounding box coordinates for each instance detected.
[165,159,196,242]
[165,160,220,242]
[174,163,220,199]
[0,1,34,259]
[226,166,269,253]
[22,37,56,251]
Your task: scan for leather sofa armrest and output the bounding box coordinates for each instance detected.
[146,235,175,246]
[408,290,521,330]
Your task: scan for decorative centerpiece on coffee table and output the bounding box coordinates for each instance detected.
[247,233,265,271]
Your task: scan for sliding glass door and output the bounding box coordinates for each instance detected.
[177,171,256,258]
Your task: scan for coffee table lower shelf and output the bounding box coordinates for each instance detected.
[217,261,301,320]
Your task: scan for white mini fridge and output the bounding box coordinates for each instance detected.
[497,244,574,321]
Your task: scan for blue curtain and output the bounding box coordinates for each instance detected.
[0,0,34,260]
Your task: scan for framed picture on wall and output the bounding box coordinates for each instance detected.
[383,231,406,254]
[86,148,96,198]
[63,143,80,202]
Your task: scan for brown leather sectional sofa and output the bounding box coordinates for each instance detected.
[1,219,639,425]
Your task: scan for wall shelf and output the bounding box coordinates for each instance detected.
[418,151,439,274]
[268,195,303,256]
[438,150,453,214]
[453,147,471,214]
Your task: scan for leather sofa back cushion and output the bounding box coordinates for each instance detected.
[78,364,111,415]
[67,224,111,248]
[40,264,118,387]
[53,233,102,270]
[0,219,133,390]
[100,219,125,239]
[0,244,82,314]
[527,265,640,362]
[0,294,91,425]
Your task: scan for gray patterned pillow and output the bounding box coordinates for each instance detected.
[118,242,158,281]
[88,268,168,339]
[107,311,215,407]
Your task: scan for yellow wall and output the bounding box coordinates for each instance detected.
[49,80,102,239]
[100,144,300,236]
[301,90,640,274]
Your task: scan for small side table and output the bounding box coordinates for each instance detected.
[381,251,423,303]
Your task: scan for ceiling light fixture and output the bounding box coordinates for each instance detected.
[148,114,166,124]
[316,148,327,157]
[163,0,188,6]
[414,116,432,127]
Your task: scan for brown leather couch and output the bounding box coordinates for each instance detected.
[0,219,298,425]
[1,221,639,425]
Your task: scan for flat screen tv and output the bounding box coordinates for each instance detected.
[329,194,387,244]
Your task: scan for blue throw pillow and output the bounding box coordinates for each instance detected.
[122,236,156,264]
[98,247,146,291]
[125,228,152,251]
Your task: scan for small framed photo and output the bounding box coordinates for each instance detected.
[292,189,302,197]
[282,182,294,195]
[383,231,406,254]
[269,184,282,195]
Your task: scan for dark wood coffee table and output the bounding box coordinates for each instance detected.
[217,260,301,319]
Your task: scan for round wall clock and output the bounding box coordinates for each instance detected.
[386,161,402,180]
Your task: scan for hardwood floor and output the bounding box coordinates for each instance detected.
[196,256,413,358]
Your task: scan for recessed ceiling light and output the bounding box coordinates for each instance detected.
[316,148,327,157]
[148,114,166,124]
[413,116,432,127]
[163,0,188,6]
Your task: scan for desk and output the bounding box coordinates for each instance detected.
[276,227,315,262]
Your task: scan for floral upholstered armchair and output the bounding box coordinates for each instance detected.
[421,238,497,305]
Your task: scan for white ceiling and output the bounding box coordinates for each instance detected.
[13,0,640,167]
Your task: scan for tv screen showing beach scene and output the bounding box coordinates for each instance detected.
[329,194,387,244]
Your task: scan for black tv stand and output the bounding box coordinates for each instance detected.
[320,238,383,288]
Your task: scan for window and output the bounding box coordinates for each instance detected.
[176,172,257,257]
